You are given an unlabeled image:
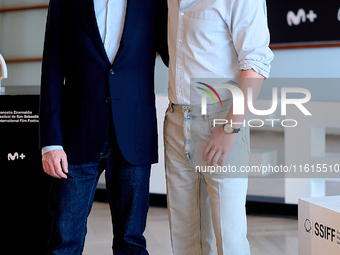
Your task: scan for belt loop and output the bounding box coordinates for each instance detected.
[170,102,174,113]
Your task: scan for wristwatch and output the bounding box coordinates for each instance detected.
[222,123,240,134]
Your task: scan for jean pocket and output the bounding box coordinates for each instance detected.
[185,11,218,49]
[240,122,250,155]
[207,107,232,133]
[67,160,100,179]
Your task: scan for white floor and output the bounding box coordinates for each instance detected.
[83,202,298,255]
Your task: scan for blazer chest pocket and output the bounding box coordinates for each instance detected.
[185,11,218,49]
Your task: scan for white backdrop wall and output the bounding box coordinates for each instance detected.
[0,0,47,86]
[0,0,340,86]
[1,1,340,200]
[270,48,340,78]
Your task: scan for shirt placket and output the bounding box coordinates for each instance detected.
[175,2,188,105]
[104,0,112,57]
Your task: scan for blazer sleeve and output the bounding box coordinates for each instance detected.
[154,0,169,67]
[39,0,65,148]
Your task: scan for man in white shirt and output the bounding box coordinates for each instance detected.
[40,0,168,254]
[165,0,273,254]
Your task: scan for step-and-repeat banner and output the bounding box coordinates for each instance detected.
[0,94,51,255]
[267,0,340,45]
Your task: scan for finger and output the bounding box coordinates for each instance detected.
[55,168,67,179]
[55,166,67,179]
[206,148,217,166]
[211,150,222,166]
[50,164,61,179]
[53,158,68,179]
[218,154,228,167]
[61,153,68,174]
[203,144,212,161]
[42,159,56,177]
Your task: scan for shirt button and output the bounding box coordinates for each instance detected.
[178,39,182,43]
[108,22,112,26]
[106,44,110,48]
[181,12,185,16]
[177,65,182,69]
[105,97,111,103]
[177,92,181,96]
[109,69,114,75]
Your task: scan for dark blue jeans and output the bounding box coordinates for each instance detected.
[47,135,151,255]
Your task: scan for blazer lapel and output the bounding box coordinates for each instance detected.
[70,0,111,65]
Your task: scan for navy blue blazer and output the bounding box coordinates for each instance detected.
[39,0,168,165]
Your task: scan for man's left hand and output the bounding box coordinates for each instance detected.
[203,126,238,166]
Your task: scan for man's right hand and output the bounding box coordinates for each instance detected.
[42,149,68,179]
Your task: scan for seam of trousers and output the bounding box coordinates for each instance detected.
[81,174,99,253]
[198,177,203,255]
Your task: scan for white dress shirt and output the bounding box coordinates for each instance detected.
[42,0,127,155]
[94,0,127,63]
[168,0,274,105]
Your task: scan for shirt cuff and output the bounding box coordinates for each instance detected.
[42,145,64,155]
[240,60,271,79]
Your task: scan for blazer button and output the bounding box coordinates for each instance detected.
[109,69,114,75]
[105,97,111,103]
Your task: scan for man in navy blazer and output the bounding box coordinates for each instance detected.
[39,0,168,254]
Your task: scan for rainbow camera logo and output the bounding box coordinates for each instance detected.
[196,82,222,106]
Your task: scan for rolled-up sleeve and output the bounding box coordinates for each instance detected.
[227,0,274,78]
